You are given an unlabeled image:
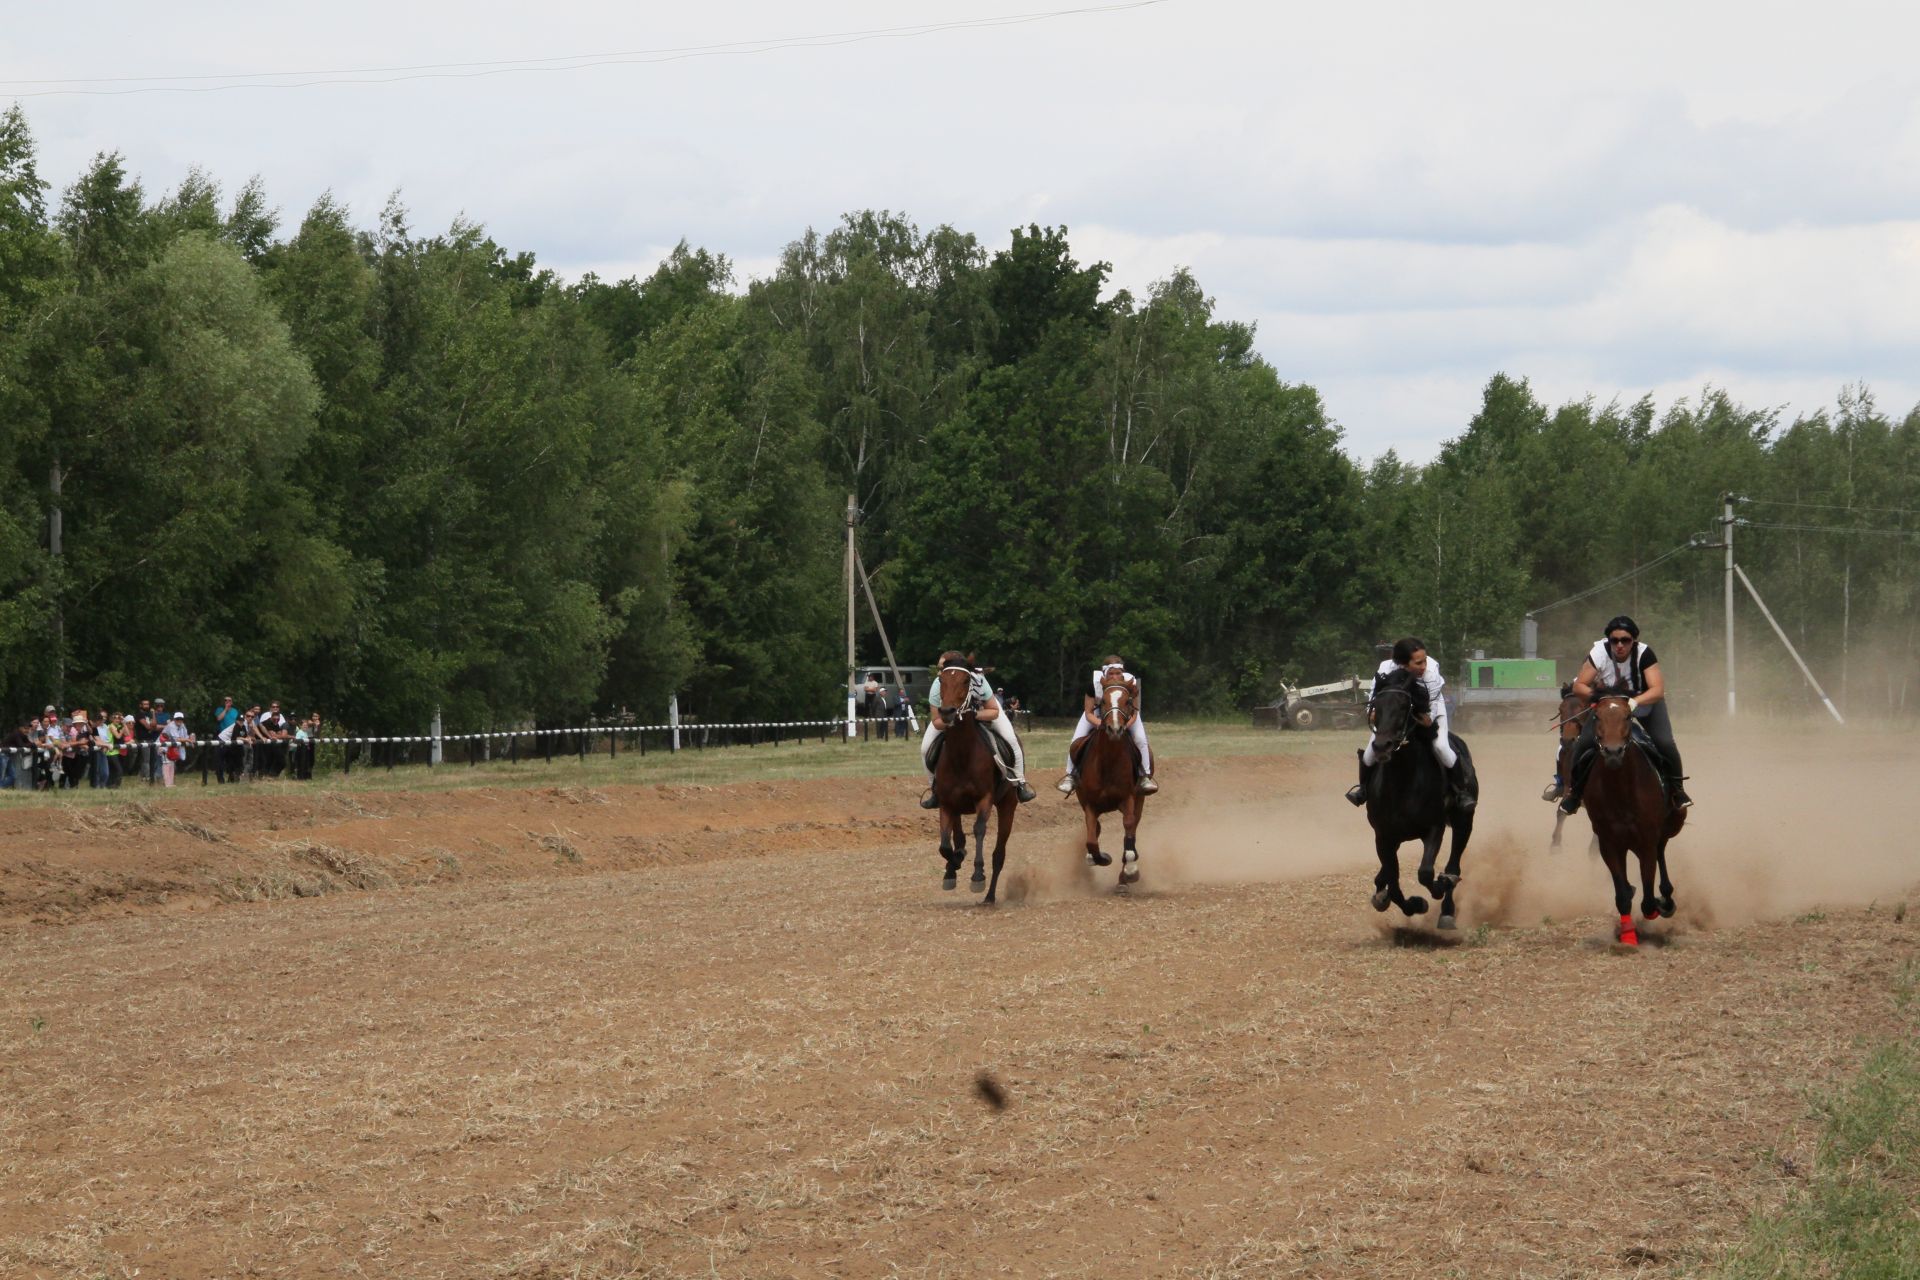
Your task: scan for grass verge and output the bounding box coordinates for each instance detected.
[1712,964,1920,1278]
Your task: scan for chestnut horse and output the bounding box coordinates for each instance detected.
[1361,668,1475,929]
[930,664,1016,903]
[1549,685,1590,850]
[1073,669,1147,885]
[1579,691,1685,946]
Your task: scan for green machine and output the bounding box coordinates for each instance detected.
[1452,655,1562,729]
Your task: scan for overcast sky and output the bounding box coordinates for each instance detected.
[8,0,1917,461]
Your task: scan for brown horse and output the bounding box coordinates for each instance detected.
[1073,670,1147,886]
[1580,692,1686,946]
[930,663,1017,904]
[1549,685,1590,850]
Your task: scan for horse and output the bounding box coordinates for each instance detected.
[1072,669,1147,886]
[929,663,1017,904]
[1579,690,1685,946]
[1361,667,1476,929]
[1549,684,1590,850]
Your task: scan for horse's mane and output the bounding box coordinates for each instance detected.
[1593,682,1632,700]
[1373,667,1434,724]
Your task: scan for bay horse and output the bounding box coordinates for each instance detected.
[930,663,1016,904]
[1073,669,1147,886]
[1549,685,1589,850]
[1361,668,1476,929]
[1579,690,1685,946]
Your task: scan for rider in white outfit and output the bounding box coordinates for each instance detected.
[919,652,1036,807]
[1345,636,1474,810]
[1056,656,1157,795]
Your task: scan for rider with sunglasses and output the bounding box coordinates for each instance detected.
[1554,614,1693,815]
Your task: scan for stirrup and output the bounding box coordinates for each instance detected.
[1134,775,1158,795]
[1540,779,1564,802]
[919,789,939,810]
[1346,783,1365,807]
[1055,775,1076,794]
[1016,782,1037,803]
[1556,794,1579,817]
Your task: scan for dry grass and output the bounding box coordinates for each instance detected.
[69,798,229,844]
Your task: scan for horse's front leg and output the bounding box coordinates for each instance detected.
[971,806,989,890]
[1597,837,1638,945]
[1118,795,1141,886]
[1372,831,1427,917]
[1635,845,1662,922]
[939,809,963,890]
[983,792,1016,905]
[1083,801,1110,867]
[1654,838,1676,917]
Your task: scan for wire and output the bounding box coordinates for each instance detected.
[1740,497,1920,518]
[4,2,1171,98]
[1527,542,1694,617]
[1737,519,1920,539]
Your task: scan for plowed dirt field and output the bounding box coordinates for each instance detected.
[1,730,1914,1278]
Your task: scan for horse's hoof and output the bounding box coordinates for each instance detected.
[1403,895,1430,916]
[1437,914,1457,931]
[1642,905,1661,920]
[1658,896,1676,916]
[942,873,957,891]
[1417,868,1437,892]
[971,875,987,892]
[1086,850,1113,867]
[1370,886,1392,912]
[1119,867,1140,886]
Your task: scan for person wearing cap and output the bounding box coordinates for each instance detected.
[159,707,193,788]
[1555,614,1692,815]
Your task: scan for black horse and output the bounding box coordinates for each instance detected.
[1361,667,1477,929]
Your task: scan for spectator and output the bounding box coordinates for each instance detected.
[244,704,268,779]
[63,710,91,789]
[27,715,51,790]
[891,686,910,738]
[134,699,157,782]
[216,696,239,736]
[257,701,291,777]
[160,711,193,788]
[216,710,244,783]
[292,712,320,780]
[0,719,29,789]
[109,714,132,788]
[91,709,112,788]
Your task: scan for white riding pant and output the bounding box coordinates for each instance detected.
[1067,714,1152,776]
[923,715,1026,782]
[1362,709,1457,769]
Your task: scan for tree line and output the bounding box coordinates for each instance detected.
[2,107,1915,729]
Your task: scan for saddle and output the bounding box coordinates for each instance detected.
[924,723,1016,786]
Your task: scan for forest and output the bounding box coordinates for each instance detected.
[4,105,1917,729]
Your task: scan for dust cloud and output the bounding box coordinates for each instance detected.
[1041,729,1920,928]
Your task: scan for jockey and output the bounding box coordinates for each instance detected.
[1556,614,1692,815]
[1345,636,1475,810]
[1056,654,1158,796]
[919,651,1037,808]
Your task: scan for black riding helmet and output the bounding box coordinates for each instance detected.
[1603,614,1639,640]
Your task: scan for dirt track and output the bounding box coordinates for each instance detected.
[1,734,1915,1277]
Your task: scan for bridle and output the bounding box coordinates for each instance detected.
[1098,674,1137,734]
[1368,684,1414,757]
[938,664,983,721]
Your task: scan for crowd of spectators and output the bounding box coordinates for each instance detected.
[0,697,324,791]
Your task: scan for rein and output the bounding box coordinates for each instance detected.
[1368,685,1414,753]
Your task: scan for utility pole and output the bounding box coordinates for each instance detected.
[1722,492,1735,717]
[49,456,63,705]
[844,493,857,739]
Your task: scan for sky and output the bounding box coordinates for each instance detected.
[6,0,1918,461]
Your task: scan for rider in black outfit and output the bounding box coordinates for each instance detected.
[1556,614,1693,815]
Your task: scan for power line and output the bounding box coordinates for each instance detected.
[4,2,1171,98]
[1741,497,1920,518]
[1737,519,1920,540]
[1527,542,1693,617]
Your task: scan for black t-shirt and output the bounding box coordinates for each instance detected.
[259,712,288,736]
[1,729,30,751]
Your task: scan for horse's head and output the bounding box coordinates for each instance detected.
[1555,684,1588,747]
[1593,687,1634,767]
[1368,668,1418,760]
[935,663,977,726]
[1097,671,1137,738]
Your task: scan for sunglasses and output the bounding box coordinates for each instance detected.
[1608,635,1634,646]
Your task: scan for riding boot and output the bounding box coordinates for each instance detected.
[1345,748,1369,807]
[1446,758,1477,812]
[1134,773,1159,796]
[1557,746,1595,816]
[1055,773,1076,795]
[1672,779,1694,809]
[919,787,939,810]
[1016,780,1037,803]
[1540,773,1564,803]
